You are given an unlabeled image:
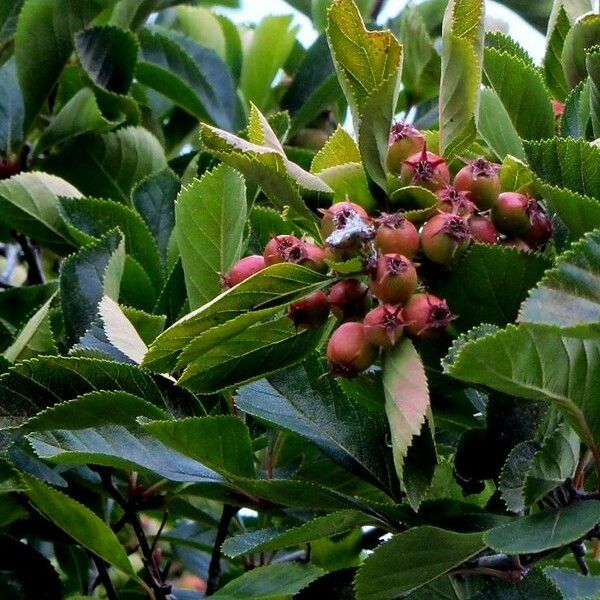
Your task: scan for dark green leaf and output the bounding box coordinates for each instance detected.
[562,13,600,88]
[586,45,600,138]
[499,441,538,513]
[0,59,24,154]
[485,31,533,64]
[544,566,600,599]
[473,569,563,599]
[561,80,592,139]
[121,305,165,345]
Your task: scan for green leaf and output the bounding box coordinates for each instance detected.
[222,510,375,558]
[524,423,580,505]
[439,0,485,158]
[432,245,550,331]
[15,0,116,132]
[0,59,24,154]
[144,415,255,477]
[327,0,403,190]
[474,569,564,599]
[519,229,600,327]
[311,126,361,173]
[60,229,125,346]
[485,30,533,64]
[484,500,600,553]
[25,390,220,482]
[562,13,600,89]
[24,474,136,576]
[315,163,375,213]
[170,6,227,58]
[477,87,526,161]
[281,33,341,135]
[60,197,161,289]
[144,263,331,372]
[544,566,600,599]
[177,315,325,394]
[525,137,600,199]
[537,182,600,240]
[137,27,236,130]
[444,324,600,450]
[132,168,179,271]
[35,88,121,152]
[74,25,138,94]
[483,48,554,141]
[0,172,81,254]
[0,355,165,426]
[586,45,600,138]
[3,294,57,363]
[200,116,328,237]
[212,563,324,599]
[241,15,299,110]
[176,165,246,310]
[499,441,538,513]
[236,356,397,495]
[45,127,167,203]
[0,0,25,47]
[561,79,592,139]
[355,527,485,600]
[121,305,165,345]
[383,339,430,509]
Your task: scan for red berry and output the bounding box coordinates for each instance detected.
[222,255,266,288]
[492,192,531,235]
[369,254,418,305]
[364,304,405,348]
[328,279,371,322]
[387,122,425,173]
[469,215,498,245]
[327,322,378,377]
[374,213,420,258]
[283,242,328,273]
[320,201,370,238]
[399,147,451,192]
[436,186,476,216]
[420,213,471,265]
[288,291,330,330]
[263,235,300,266]
[403,293,455,340]
[453,157,501,210]
[522,203,553,249]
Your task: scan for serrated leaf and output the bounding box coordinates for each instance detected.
[432,245,550,331]
[35,88,121,152]
[241,15,299,111]
[0,172,81,254]
[525,137,600,200]
[586,45,600,138]
[477,87,526,161]
[121,305,165,345]
[486,30,533,64]
[0,355,165,427]
[236,356,397,496]
[524,423,580,504]
[484,500,600,553]
[0,58,24,155]
[561,79,593,138]
[132,168,179,271]
[499,441,538,513]
[327,0,402,190]
[212,563,324,599]
[519,229,600,326]
[25,391,218,482]
[45,127,168,204]
[3,294,56,363]
[177,316,324,394]
[144,263,331,373]
[176,164,246,310]
[60,196,161,289]
[24,474,136,576]
[75,25,138,94]
[544,566,600,599]
[144,415,255,478]
[60,229,125,346]
[137,27,235,130]
[474,569,564,599]
[311,126,360,173]
[317,163,375,213]
[247,206,299,255]
[222,510,374,558]
[483,48,554,141]
[15,0,116,132]
[439,0,485,158]
[562,13,600,88]
[383,339,430,509]
[355,527,485,600]
[444,323,600,450]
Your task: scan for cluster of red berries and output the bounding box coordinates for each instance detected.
[388,123,553,256]
[221,122,554,379]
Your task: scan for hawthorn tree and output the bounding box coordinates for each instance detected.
[1,0,600,598]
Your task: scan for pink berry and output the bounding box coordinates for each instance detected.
[328,279,371,322]
[403,293,455,340]
[327,322,378,377]
[222,255,266,288]
[387,122,426,174]
[263,235,301,266]
[374,213,420,258]
[399,147,451,192]
[421,213,471,265]
[288,291,330,330]
[453,157,501,210]
[363,304,405,348]
[469,215,498,245]
[369,254,418,305]
[320,201,370,238]
[492,192,531,235]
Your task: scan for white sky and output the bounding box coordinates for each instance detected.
[219,0,547,63]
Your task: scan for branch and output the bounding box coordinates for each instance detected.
[13,232,44,285]
[90,554,119,600]
[206,504,238,596]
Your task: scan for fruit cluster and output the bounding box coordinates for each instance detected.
[221,122,554,378]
